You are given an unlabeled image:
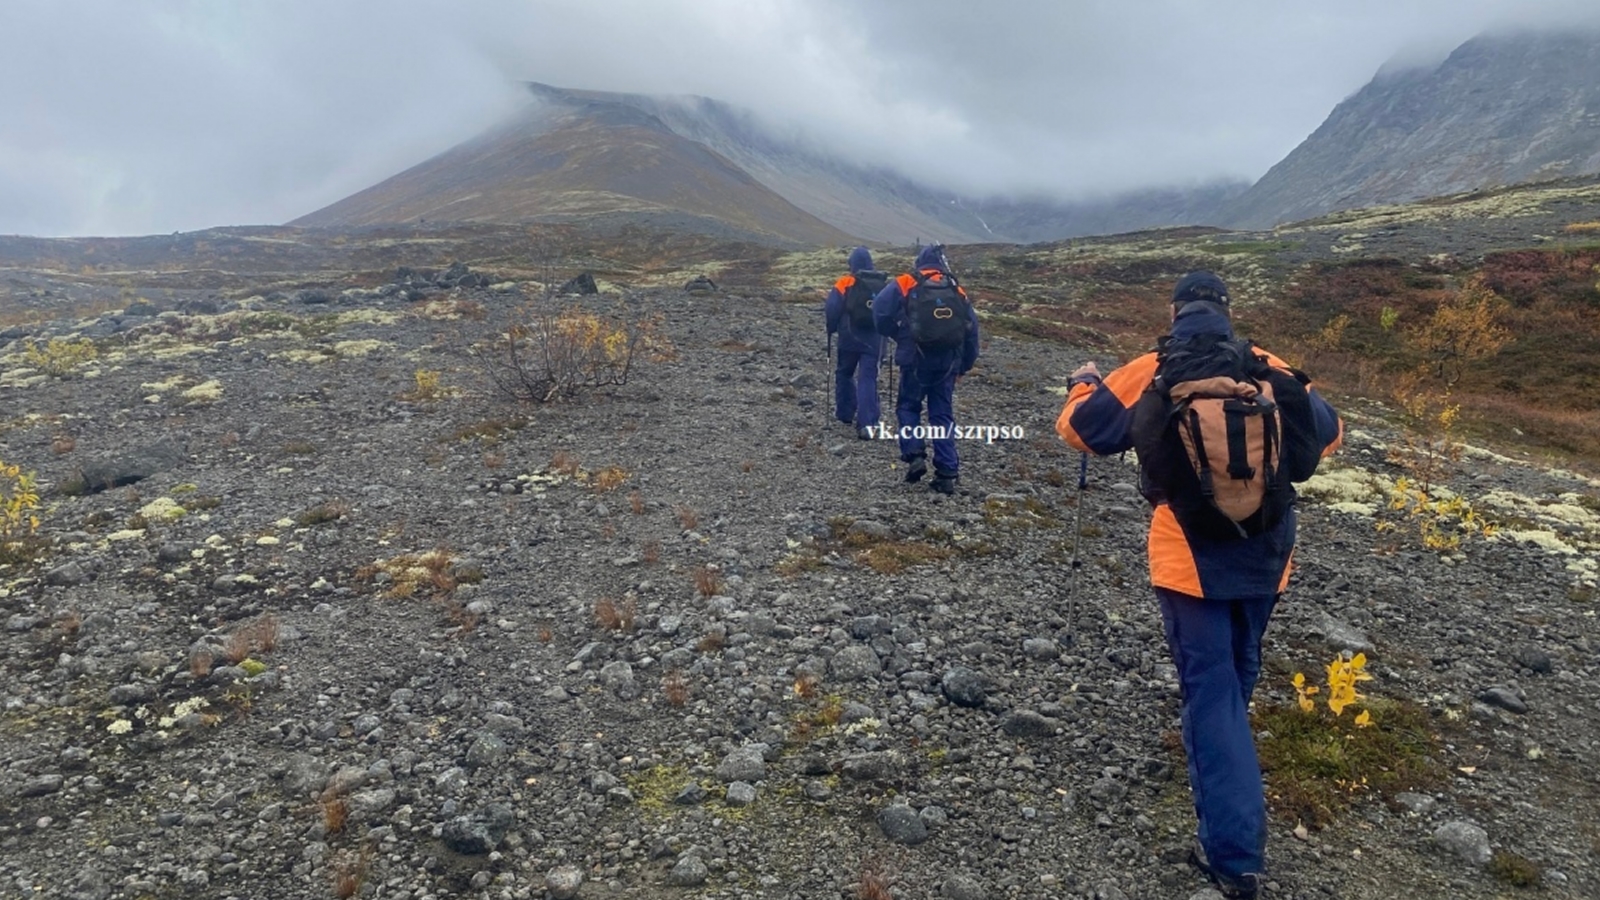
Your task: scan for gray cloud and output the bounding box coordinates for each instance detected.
[3,0,1599,235]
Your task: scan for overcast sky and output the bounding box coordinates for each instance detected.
[4,0,1599,237]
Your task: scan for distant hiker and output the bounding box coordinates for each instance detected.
[824,246,890,438]
[874,243,980,495]
[1055,271,1343,900]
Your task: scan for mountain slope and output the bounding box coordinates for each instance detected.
[528,83,1247,245]
[291,99,855,247]
[295,83,1244,246]
[1225,30,1600,229]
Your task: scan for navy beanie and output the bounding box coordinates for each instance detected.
[1172,271,1230,307]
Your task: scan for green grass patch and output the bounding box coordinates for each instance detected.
[845,536,953,575]
[1254,697,1445,827]
[774,552,823,577]
[625,764,696,815]
[1487,850,1543,887]
[446,416,530,445]
[982,496,1063,530]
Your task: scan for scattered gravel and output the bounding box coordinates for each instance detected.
[1,264,1598,900]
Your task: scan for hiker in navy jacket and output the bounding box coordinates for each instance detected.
[1057,271,1344,899]
[824,246,886,437]
[873,244,980,494]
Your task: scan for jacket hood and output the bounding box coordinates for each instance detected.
[914,244,949,272]
[1169,303,1234,340]
[848,246,874,274]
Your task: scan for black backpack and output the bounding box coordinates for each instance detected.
[906,270,972,351]
[845,270,888,332]
[1130,333,1323,540]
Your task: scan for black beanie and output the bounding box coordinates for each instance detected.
[1172,271,1230,307]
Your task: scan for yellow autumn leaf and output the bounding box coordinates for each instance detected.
[1354,710,1373,728]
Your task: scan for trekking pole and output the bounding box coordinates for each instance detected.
[887,345,896,408]
[825,332,834,424]
[1064,451,1090,647]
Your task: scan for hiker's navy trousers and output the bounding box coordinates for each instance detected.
[835,346,881,428]
[1157,587,1276,884]
[895,364,958,474]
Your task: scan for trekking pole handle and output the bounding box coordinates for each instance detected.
[1076,451,1089,491]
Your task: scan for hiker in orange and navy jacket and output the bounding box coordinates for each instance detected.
[824,246,887,438]
[874,244,980,495]
[1055,271,1342,900]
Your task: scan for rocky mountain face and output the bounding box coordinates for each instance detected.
[296,82,1243,246]
[1224,29,1600,229]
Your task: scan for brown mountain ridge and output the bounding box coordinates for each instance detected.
[292,98,854,248]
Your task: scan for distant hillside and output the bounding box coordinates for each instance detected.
[291,98,854,247]
[1224,29,1600,229]
[295,83,1243,246]
[523,84,1247,245]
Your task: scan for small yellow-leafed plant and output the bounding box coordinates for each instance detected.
[22,337,98,376]
[1292,652,1373,724]
[589,465,628,492]
[1,459,42,564]
[403,368,448,401]
[1383,476,1496,552]
[1322,652,1375,722]
[1287,653,1376,731]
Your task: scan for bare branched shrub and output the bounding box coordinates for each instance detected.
[858,868,893,900]
[321,789,349,836]
[295,500,350,527]
[222,631,253,665]
[676,505,699,530]
[478,305,673,403]
[692,565,722,598]
[331,846,371,899]
[641,540,661,566]
[628,491,645,515]
[189,647,214,679]
[594,596,637,631]
[549,451,581,476]
[662,669,689,707]
[793,672,821,700]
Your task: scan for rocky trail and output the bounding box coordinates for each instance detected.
[1,275,1597,900]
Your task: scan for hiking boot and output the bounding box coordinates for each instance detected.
[857,426,874,441]
[1188,841,1261,900]
[929,474,959,495]
[904,456,928,483]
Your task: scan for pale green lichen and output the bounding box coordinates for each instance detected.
[332,339,387,357]
[139,497,187,521]
[181,380,223,403]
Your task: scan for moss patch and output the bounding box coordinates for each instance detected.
[1254,697,1446,827]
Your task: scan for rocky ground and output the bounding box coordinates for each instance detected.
[1,263,1598,900]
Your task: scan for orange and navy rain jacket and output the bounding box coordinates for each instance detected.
[1055,341,1343,600]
